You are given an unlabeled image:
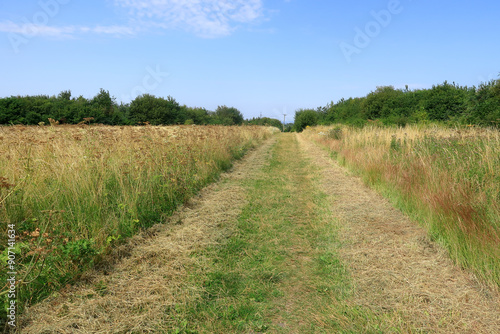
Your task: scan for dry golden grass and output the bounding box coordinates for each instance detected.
[0,124,276,324]
[17,133,277,333]
[14,131,500,333]
[304,124,500,286]
[298,134,500,333]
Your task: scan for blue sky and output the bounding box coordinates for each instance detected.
[1,0,499,121]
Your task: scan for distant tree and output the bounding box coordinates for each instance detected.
[421,81,471,121]
[91,89,115,121]
[464,79,500,126]
[184,106,211,125]
[214,105,244,125]
[58,90,72,101]
[1,76,498,127]
[362,86,404,120]
[129,94,181,125]
[245,117,283,130]
[294,109,319,132]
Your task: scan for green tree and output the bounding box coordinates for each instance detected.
[325,97,365,125]
[91,89,115,122]
[214,105,244,125]
[129,94,181,125]
[184,106,211,125]
[294,109,319,132]
[362,86,404,120]
[245,117,283,130]
[58,90,72,101]
[421,81,471,121]
[464,79,500,126]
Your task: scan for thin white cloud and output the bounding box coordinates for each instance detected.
[0,0,263,40]
[0,20,75,38]
[0,20,135,38]
[113,0,263,37]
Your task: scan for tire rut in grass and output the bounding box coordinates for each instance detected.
[177,133,386,333]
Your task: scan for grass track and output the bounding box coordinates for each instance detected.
[18,132,499,333]
[176,133,387,333]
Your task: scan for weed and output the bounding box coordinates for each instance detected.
[327,126,343,140]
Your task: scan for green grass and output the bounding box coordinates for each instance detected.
[168,134,394,333]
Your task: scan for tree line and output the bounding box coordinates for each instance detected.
[3,78,498,131]
[0,89,281,129]
[294,78,500,131]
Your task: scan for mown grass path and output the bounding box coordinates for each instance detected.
[177,133,386,333]
[19,133,499,333]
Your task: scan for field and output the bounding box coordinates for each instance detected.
[304,124,500,286]
[1,124,499,333]
[0,124,275,319]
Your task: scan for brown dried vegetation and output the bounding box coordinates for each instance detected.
[0,124,275,327]
[306,125,500,286]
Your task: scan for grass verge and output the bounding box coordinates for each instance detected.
[305,124,500,287]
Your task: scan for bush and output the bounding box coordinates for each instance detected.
[294,109,319,132]
[293,77,500,129]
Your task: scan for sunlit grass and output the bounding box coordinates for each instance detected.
[0,124,274,319]
[168,134,391,333]
[305,124,500,286]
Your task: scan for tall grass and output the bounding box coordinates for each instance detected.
[0,124,274,320]
[305,124,500,286]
